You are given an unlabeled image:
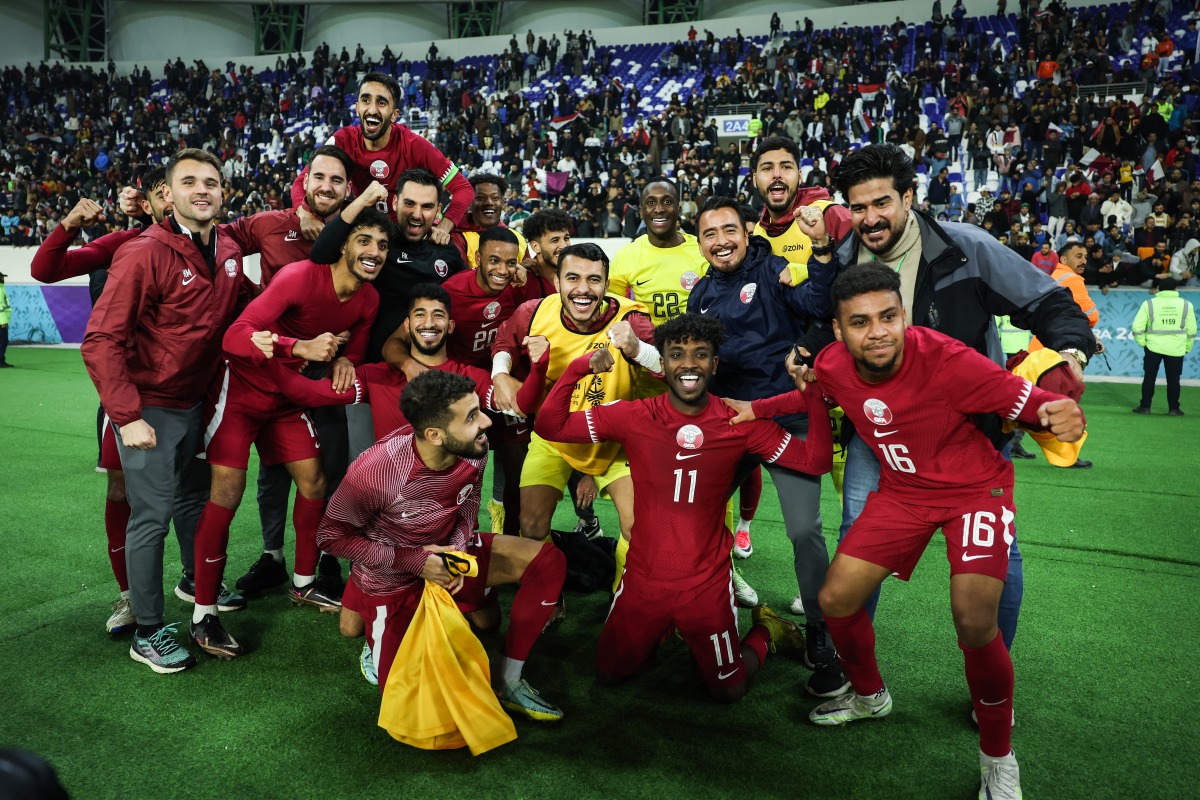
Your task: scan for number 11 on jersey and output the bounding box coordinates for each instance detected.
[673,468,697,503]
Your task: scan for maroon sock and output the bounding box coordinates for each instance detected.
[741,624,770,666]
[193,502,235,606]
[104,499,131,592]
[962,631,1015,757]
[739,467,762,521]
[824,607,885,696]
[503,544,566,661]
[292,494,326,576]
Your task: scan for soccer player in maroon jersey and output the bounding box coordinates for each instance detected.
[734,265,1083,799]
[290,72,473,245]
[532,313,832,701]
[442,227,542,535]
[187,208,388,659]
[316,370,568,722]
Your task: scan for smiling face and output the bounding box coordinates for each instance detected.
[662,336,717,411]
[471,181,505,228]
[394,182,439,242]
[640,181,680,241]
[753,148,800,219]
[697,206,748,273]
[356,81,397,142]
[407,296,454,356]
[437,392,491,459]
[165,158,222,229]
[530,227,571,272]
[557,255,608,328]
[342,224,388,283]
[847,177,914,255]
[140,181,172,223]
[474,239,521,294]
[303,154,350,218]
[833,289,907,382]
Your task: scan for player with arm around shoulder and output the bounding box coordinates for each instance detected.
[534,313,833,702]
[749,265,1082,800]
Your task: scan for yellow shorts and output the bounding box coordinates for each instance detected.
[520,432,631,498]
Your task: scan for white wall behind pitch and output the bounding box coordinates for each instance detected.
[303,4,447,53]
[0,3,42,67]
[109,1,257,64]
[501,1,643,35]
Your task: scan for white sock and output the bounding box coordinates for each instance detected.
[293,573,315,588]
[192,604,217,624]
[120,590,131,600]
[266,549,284,562]
[861,687,889,707]
[736,517,752,534]
[495,655,525,688]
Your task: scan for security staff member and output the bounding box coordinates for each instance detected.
[1131,277,1196,416]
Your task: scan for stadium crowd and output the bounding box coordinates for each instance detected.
[6,0,1198,795]
[1,0,1197,281]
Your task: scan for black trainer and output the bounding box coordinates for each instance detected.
[175,574,247,612]
[290,582,342,613]
[235,553,289,594]
[806,661,852,698]
[1010,444,1036,459]
[315,553,344,600]
[190,613,243,659]
[803,621,837,669]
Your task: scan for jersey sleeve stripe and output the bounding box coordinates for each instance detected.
[584,409,600,443]
[1007,379,1033,420]
[765,432,792,463]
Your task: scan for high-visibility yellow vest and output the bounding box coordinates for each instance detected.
[1133,291,1196,357]
[995,315,1031,356]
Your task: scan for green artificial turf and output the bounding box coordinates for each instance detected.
[1,349,1197,799]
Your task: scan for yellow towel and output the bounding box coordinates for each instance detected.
[1004,349,1088,466]
[377,581,517,756]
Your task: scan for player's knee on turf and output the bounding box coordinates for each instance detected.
[707,681,749,704]
[339,606,364,637]
[293,469,327,501]
[519,499,553,539]
[467,603,501,635]
[951,604,1000,648]
[209,467,248,509]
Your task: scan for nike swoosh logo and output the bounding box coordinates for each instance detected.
[961,554,992,562]
[205,556,225,563]
[284,233,299,241]
[699,305,711,313]
[481,320,499,329]
[634,279,650,286]
[540,600,557,606]
[979,697,1009,706]
[401,510,420,518]
[873,429,897,438]
[110,547,125,554]
[675,452,701,460]
[182,275,196,286]
[717,668,740,680]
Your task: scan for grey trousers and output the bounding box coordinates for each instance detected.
[114,404,208,626]
[731,416,827,625]
[764,417,827,626]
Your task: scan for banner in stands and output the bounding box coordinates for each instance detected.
[5,284,1197,380]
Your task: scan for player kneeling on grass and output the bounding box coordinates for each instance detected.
[731,264,1084,798]
[533,314,833,702]
[316,370,568,722]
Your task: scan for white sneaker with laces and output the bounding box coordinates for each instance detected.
[731,568,758,607]
[978,750,1023,800]
[106,596,135,635]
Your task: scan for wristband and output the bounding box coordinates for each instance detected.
[809,236,835,256]
[491,351,513,378]
[632,338,663,373]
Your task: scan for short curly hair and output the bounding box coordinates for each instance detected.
[400,370,477,435]
[653,313,725,353]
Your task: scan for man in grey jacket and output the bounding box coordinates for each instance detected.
[805,145,1096,653]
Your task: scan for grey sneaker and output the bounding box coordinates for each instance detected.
[106,596,135,635]
[129,624,197,674]
[496,679,563,722]
[809,688,892,726]
[175,574,247,612]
